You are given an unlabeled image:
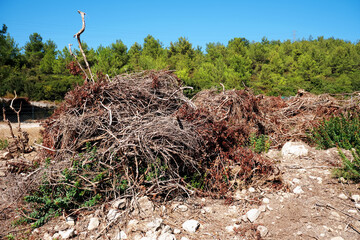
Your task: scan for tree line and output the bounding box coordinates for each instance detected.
[1,23,360,101]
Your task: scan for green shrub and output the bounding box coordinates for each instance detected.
[333,148,360,182]
[22,144,126,228]
[308,113,360,150]
[309,113,360,182]
[0,139,8,150]
[248,133,271,153]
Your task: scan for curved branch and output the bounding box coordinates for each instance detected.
[73,10,94,83]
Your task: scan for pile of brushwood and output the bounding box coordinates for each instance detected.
[23,70,360,226]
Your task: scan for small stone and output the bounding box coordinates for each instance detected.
[138,196,154,215]
[116,230,127,240]
[182,219,200,233]
[351,194,360,202]
[281,141,309,158]
[292,178,300,184]
[267,205,273,211]
[320,233,325,237]
[355,203,360,209]
[158,233,176,240]
[257,225,268,237]
[59,228,75,239]
[348,209,357,214]
[241,214,248,222]
[181,237,190,240]
[161,225,172,234]
[228,205,238,214]
[88,217,100,230]
[52,233,60,239]
[202,206,212,213]
[140,237,152,240]
[112,198,127,209]
[201,198,206,202]
[246,209,261,223]
[330,237,344,240]
[248,187,256,193]
[330,211,341,219]
[127,219,140,232]
[259,205,266,212]
[43,233,52,240]
[293,186,304,194]
[338,193,348,200]
[66,216,75,226]
[146,218,163,231]
[0,171,5,177]
[176,205,188,212]
[173,228,181,234]
[317,177,322,184]
[262,198,270,204]
[107,209,121,221]
[226,225,235,233]
[296,231,302,235]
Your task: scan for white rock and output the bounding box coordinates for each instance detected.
[267,205,273,211]
[202,206,213,213]
[246,209,261,222]
[173,228,181,234]
[292,178,301,184]
[241,214,248,222]
[140,238,152,240]
[338,193,348,200]
[330,237,344,240]
[127,219,140,232]
[52,233,60,239]
[107,209,121,221]
[66,216,75,226]
[259,205,266,212]
[161,225,172,234]
[281,142,309,158]
[138,196,154,215]
[182,219,200,233]
[330,211,341,219]
[59,228,75,239]
[228,205,238,215]
[293,186,304,194]
[146,218,163,231]
[181,237,190,240]
[348,209,357,214]
[158,233,176,240]
[112,198,127,209]
[248,187,256,193]
[257,225,268,237]
[145,230,159,239]
[176,205,188,212]
[116,230,127,240]
[351,194,360,202]
[225,225,235,233]
[355,203,360,209]
[262,198,270,204]
[43,233,52,240]
[88,217,100,230]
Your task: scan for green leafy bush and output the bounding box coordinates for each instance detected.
[309,113,360,181]
[248,133,271,153]
[0,139,8,150]
[333,148,360,182]
[21,144,126,228]
[308,113,360,150]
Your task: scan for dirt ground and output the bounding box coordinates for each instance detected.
[0,125,360,240]
[0,122,43,145]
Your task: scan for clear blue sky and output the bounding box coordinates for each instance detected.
[0,0,359,51]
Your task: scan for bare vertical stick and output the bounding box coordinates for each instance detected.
[3,107,15,139]
[74,10,94,83]
[68,44,89,81]
[10,91,22,132]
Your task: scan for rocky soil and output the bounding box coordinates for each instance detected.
[0,142,360,240]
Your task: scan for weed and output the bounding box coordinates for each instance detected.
[0,138,8,150]
[21,144,124,228]
[333,148,360,182]
[308,113,360,150]
[249,133,271,153]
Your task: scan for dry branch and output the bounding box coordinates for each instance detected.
[68,43,89,81]
[73,10,94,82]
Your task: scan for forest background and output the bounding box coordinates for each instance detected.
[1,23,360,101]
